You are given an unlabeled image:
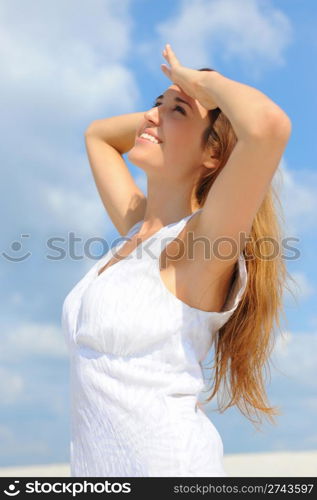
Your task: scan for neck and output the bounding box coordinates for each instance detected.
[137,179,200,236]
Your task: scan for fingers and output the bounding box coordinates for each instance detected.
[162,43,180,66]
[160,64,171,80]
[161,47,169,65]
[161,43,181,81]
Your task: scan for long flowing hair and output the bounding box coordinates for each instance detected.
[195,68,297,428]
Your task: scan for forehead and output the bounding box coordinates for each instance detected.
[165,84,193,102]
[165,84,208,118]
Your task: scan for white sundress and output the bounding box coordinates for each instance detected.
[61,208,248,477]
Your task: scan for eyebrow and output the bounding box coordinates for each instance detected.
[154,94,193,110]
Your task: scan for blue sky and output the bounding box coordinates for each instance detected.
[1,0,316,467]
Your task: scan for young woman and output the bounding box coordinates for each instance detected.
[62,44,293,477]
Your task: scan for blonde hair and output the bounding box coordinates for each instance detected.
[195,68,297,429]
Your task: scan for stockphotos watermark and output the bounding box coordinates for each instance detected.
[3,479,132,496]
[1,230,300,264]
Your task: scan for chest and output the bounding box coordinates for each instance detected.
[97,230,235,314]
[73,257,183,356]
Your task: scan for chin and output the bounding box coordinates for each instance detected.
[127,147,163,171]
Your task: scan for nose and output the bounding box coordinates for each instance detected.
[143,105,160,123]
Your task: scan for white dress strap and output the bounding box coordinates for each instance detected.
[153,207,248,326]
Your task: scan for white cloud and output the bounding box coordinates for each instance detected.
[1,321,68,361]
[0,0,140,306]
[0,0,140,191]
[270,162,317,311]
[0,425,14,443]
[0,367,24,405]
[8,292,25,307]
[308,316,317,329]
[277,163,317,235]
[39,181,107,237]
[137,0,293,77]
[286,271,315,300]
[0,0,139,129]
[272,330,317,390]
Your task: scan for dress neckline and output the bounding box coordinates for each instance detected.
[94,209,203,281]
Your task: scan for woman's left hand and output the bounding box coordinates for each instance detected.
[161,44,219,110]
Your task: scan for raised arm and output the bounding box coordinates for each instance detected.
[193,70,291,268]
[85,112,147,236]
[160,44,291,266]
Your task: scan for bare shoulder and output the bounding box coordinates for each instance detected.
[161,209,237,313]
[183,209,238,274]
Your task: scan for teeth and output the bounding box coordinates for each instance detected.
[140,132,159,144]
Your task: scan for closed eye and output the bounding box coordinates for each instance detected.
[152,101,186,116]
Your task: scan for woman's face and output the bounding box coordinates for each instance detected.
[128,84,212,180]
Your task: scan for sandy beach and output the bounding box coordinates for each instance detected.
[0,450,316,477]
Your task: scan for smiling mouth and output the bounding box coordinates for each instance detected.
[136,136,162,145]
[138,131,162,144]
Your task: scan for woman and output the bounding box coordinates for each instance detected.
[62,44,293,477]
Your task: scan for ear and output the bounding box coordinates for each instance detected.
[201,148,219,170]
